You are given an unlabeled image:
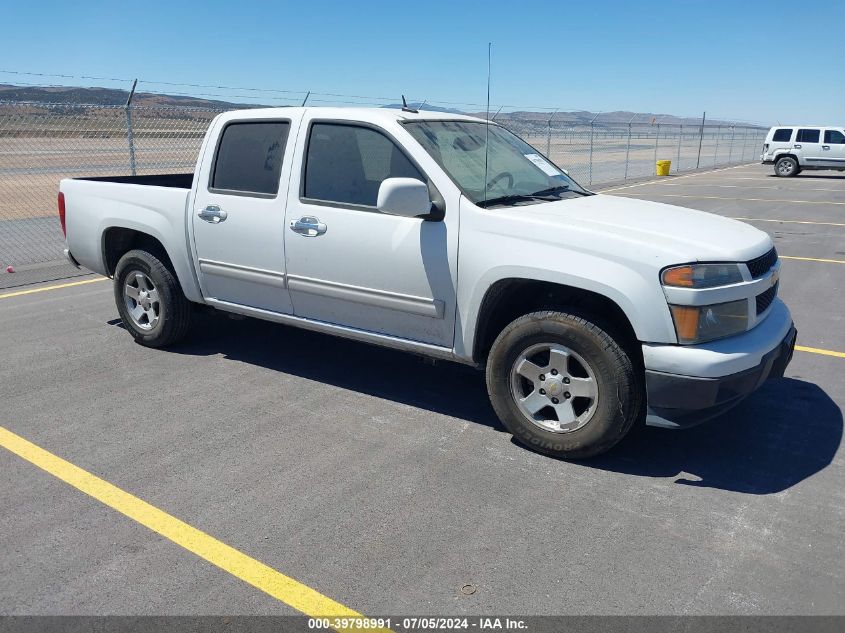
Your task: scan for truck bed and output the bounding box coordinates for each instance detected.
[73,173,194,188]
[61,173,198,299]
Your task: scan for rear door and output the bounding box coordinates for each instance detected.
[794,128,823,166]
[191,116,296,313]
[821,129,845,167]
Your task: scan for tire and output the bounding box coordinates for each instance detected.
[775,156,799,177]
[113,249,191,348]
[485,311,642,459]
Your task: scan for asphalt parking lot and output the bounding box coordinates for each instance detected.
[1,163,843,617]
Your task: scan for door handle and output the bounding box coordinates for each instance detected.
[290,216,327,237]
[822,145,831,150]
[794,144,802,149]
[197,205,228,223]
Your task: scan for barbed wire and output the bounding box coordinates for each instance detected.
[0,69,771,127]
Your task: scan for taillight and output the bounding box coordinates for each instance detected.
[58,191,66,237]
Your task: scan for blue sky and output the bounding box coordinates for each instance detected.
[2,0,843,124]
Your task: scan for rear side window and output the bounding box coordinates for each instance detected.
[303,123,423,207]
[211,121,290,196]
[824,130,845,144]
[771,128,792,142]
[796,129,820,143]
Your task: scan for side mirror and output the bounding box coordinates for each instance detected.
[377,178,432,219]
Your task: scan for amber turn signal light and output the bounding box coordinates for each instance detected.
[669,305,701,343]
[662,266,695,287]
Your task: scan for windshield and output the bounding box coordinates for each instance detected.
[403,120,588,207]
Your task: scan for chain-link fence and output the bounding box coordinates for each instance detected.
[0,99,766,289]
[500,116,767,186]
[0,101,222,287]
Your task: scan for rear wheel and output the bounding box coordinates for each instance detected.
[114,249,191,348]
[486,311,642,459]
[775,156,799,177]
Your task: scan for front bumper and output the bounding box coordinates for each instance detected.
[643,300,796,428]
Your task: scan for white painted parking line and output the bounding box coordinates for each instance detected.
[734,218,845,227]
[610,192,845,205]
[654,183,845,193]
[599,164,757,193]
[697,176,845,184]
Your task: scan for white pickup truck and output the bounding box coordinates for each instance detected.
[59,107,796,458]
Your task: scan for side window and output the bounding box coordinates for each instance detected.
[796,129,820,143]
[824,130,845,144]
[304,123,424,207]
[211,121,290,196]
[772,128,792,142]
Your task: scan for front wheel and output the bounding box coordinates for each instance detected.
[485,311,642,459]
[114,249,191,348]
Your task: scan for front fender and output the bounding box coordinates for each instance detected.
[453,212,678,360]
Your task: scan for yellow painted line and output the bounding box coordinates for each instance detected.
[0,276,107,299]
[733,217,845,227]
[780,255,845,264]
[796,345,845,359]
[611,192,845,205]
[0,426,376,626]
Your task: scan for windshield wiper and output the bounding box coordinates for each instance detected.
[478,186,590,208]
[528,185,570,197]
[529,185,590,197]
[477,193,555,208]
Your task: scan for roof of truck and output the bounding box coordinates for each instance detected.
[219,106,486,124]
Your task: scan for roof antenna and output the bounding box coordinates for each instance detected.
[401,95,418,114]
[483,42,492,207]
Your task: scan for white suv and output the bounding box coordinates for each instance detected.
[761,126,845,176]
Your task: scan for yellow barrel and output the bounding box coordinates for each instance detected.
[656,160,672,176]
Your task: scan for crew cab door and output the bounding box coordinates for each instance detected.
[821,129,845,167]
[794,128,823,166]
[283,118,458,347]
[191,116,296,313]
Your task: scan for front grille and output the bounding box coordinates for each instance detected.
[746,247,778,278]
[756,282,778,315]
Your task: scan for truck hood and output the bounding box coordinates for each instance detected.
[494,193,772,264]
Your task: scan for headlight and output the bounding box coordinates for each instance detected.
[662,263,743,288]
[669,300,748,344]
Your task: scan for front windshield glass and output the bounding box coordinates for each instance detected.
[403,120,587,207]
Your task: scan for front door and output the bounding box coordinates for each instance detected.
[192,117,295,313]
[283,119,458,347]
[821,129,845,168]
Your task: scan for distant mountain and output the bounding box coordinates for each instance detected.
[477,110,740,127]
[0,84,757,127]
[0,84,247,109]
[382,103,465,115]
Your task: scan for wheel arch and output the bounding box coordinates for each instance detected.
[100,225,203,302]
[775,153,800,167]
[103,227,173,276]
[471,278,642,366]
